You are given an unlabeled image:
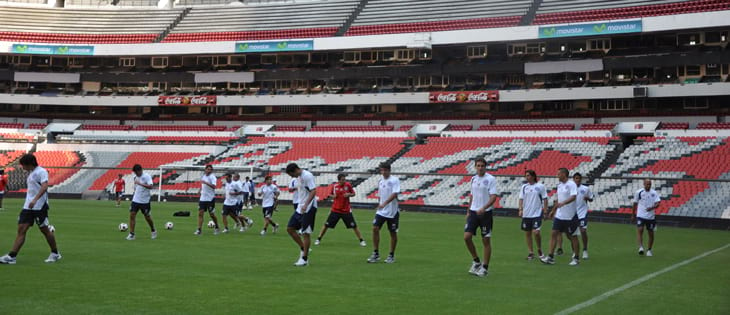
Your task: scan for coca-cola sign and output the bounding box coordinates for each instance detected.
[158,96,217,106]
[428,91,499,103]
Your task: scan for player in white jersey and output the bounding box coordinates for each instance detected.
[464,158,498,277]
[285,163,318,267]
[125,164,157,241]
[0,154,61,264]
[573,173,593,259]
[232,174,254,231]
[631,179,661,256]
[367,162,400,264]
[518,170,548,261]
[289,177,299,213]
[541,168,581,266]
[195,165,220,235]
[221,173,246,233]
[258,175,280,236]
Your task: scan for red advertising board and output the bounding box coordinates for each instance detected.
[428,91,499,103]
[158,96,217,106]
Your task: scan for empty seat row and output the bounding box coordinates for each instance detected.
[534,0,729,25]
[477,124,575,131]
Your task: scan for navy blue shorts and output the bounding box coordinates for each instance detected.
[263,206,275,218]
[116,192,123,198]
[130,202,151,216]
[198,201,215,213]
[521,217,542,231]
[636,218,657,231]
[18,203,50,227]
[578,217,588,229]
[465,211,492,237]
[287,207,317,234]
[222,205,238,216]
[248,193,255,202]
[373,213,399,233]
[552,218,579,236]
[242,193,250,202]
[325,212,357,229]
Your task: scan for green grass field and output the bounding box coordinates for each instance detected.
[0,198,728,315]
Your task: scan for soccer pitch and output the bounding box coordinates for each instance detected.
[0,198,728,315]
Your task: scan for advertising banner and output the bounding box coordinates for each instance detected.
[234,40,314,53]
[538,20,642,38]
[429,91,499,103]
[11,44,94,55]
[158,96,217,106]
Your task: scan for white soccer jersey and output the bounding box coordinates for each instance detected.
[575,184,594,219]
[289,178,299,202]
[223,181,243,206]
[634,188,661,220]
[24,166,49,210]
[132,173,153,204]
[296,170,318,213]
[377,176,401,218]
[234,180,245,203]
[260,184,280,208]
[520,182,547,218]
[200,173,217,202]
[555,180,578,220]
[469,173,497,211]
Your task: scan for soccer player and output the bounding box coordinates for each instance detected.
[242,176,252,210]
[367,162,400,264]
[285,163,318,267]
[289,177,299,212]
[0,168,7,210]
[463,158,498,277]
[573,173,593,259]
[127,164,157,241]
[631,179,661,257]
[232,173,253,231]
[540,168,580,266]
[314,174,366,247]
[247,177,256,208]
[221,173,244,233]
[112,173,125,207]
[195,164,220,235]
[258,175,280,236]
[518,169,548,261]
[0,154,61,264]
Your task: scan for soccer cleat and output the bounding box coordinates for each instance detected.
[638,247,645,256]
[126,234,135,241]
[194,230,202,235]
[260,230,266,236]
[475,265,488,277]
[526,253,535,261]
[366,252,380,263]
[239,226,246,232]
[646,250,653,257]
[569,258,580,266]
[360,240,367,247]
[44,253,62,263]
[582,250,589,259]
[222,228,229,234]
[247,219,254,227]
[468,261,481,275]
[272,225,279,234]
[248,206,253,210]
[314,239,320,246]
[540,256,555,265]
[294,257,308,267]
[151,231,157,240]
[214,228,220,235]
[556,248,564,256]
[385,255,395,264]
[0,254,16,264]
[234,222,240,229]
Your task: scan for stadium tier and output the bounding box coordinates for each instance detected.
[534,0,730,25]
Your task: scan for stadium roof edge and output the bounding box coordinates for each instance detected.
[1,10,728,57]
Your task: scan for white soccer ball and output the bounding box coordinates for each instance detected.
[119,223,129,232]
[165,222,174,230]
[48,225,55,233]
[207,220,215,228]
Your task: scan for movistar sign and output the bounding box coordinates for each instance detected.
[12,44,94,55]
[538,20,642,38]
[234,40,314,53]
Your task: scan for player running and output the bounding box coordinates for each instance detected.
[541,168,580,266]
[232,173,254,231]
[0,154,61,264]
[367,162,400,264]
[573,173,594,259]
[195,165,220,235]
[518,170,548,261]
[126,164,157,241]
[247,177,256,208]
[464,158,498,277]
[112,173,125,207]
[314,173,366,247]
[258,175,280,236]
[285,163,318,267]
[221,173,244,233]
[632,179,661,257]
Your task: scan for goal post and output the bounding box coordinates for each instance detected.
[157,164,261,202]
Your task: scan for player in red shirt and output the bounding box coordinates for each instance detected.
[112,174,125,207]
[314,174,366,247]
[0,169,7,210]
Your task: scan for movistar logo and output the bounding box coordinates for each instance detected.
[57,46,69,54]
[238,43,249,51]
[277,42,288,49]
[14,45,28,53]
[543,27,556,37]
[593,24,607,33]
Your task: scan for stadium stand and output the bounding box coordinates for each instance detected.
[309,125,394,132]
[658,122,690,130]
[446,125,473,131]
[477,124,575,131]
[698,122,730,129]
[580,123,616,130]
[33,151,83,186]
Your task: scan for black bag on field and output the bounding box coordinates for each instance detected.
[173,211,191,217]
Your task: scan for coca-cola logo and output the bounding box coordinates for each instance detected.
[429,91,498,103]
[158,96,216,106]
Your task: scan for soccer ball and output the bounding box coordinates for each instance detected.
[48,225,55,233]
[207,220,215,228]
[165,222,174,230]
[119,223,129,232]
